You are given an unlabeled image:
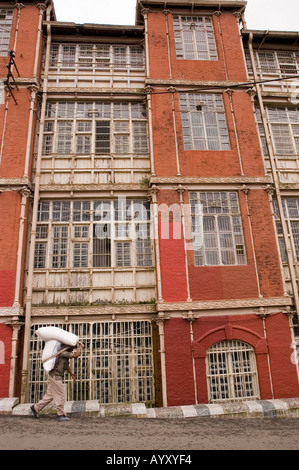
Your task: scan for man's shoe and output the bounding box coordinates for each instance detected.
[30,405,40,419]
[56,415,70,421]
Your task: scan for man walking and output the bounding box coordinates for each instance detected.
[31,342,83,421]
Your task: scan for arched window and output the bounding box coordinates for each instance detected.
[206,340,260,403]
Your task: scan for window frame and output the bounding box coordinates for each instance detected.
[48,43,145,71]
[34,199,153,270]
[173,15,217,61]
[273,197,299,263]
[0,9,13,56]
[246,49,299,79]
[179,93,230,151]
[190,191,246,267]
[257,106,299,158]
[42,101,148,157]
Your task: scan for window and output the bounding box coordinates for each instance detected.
[190,191,246,266]
[28,321,154,405]
[180,93,230,151]
[245,49,299,79]
[256,106,299,157]
[52,226,68,268]
[207,340,260,402]
[273,198,299,262]
[173,16,217,61]
[42,101,148,156]
[34,199,153,270]
[0,9,13,56]
[49,44,144,70]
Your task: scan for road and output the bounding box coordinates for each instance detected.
[0,415,298,452]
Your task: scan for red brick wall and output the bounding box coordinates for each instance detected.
[149,8,284,303]
[164,314,299,406]
[0,89,34,177]
[0,323,12,398]
[148,12,248,82]
[0,4,41,310]
[0,192,21,306]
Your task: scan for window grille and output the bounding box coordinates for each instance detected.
[42,101,148,157]
[256,106,299,157]
[190,191,246,266]
[246,49,299,79]
[34,199,153,270]
[180,93,230,151]
[48,43,144,70]
[273,198,299,263]
[173,16,217,61]
[206,340,260,402]
[28,321,155,405]
[0,9,13,56]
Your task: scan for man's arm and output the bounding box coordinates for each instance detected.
[67,365,76,382]
[67,343,83,381]
[73,342,83,358]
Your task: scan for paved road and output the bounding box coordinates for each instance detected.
[0,415,298,451]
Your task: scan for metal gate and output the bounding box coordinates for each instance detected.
[28,321,155,405]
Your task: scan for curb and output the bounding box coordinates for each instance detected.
[1,397,299,419]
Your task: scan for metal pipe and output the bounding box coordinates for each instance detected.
[163,9,172,80]
[226,89,244,176]
[21,4,52,403]
[141,8,150,79]
[155,316,168,407]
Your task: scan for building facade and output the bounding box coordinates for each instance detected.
[0,0,298,406]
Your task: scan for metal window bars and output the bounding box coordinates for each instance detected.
[206,340,260,403]
[28,321,155,405]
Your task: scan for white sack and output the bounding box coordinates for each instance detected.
[35,326,79,346]
[42,339,61,371]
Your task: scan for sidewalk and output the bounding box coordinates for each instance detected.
[1,397,299,419]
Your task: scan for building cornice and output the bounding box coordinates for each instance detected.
[150,176,272,186]
[156,296,293,313]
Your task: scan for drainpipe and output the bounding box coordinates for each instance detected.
[0,93,9,165]
[226,89,244,176]
[12,3,23,59]
[154,315,168,407]
[168,87,181,176]
[248,33,299,315]
[177,184,192,302]
[257,309,274,398]
[20,4,52,403]
[145,86,155,177]
[183,312,198,404]
[7,317,23,397]
[240,185,262,298]
[141,8,150,80]
[163,9,172,80]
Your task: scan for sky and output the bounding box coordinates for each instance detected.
[52,0,299,31]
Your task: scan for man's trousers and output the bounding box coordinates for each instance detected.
[34,374,66,416]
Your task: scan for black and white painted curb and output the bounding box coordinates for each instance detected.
[1,397,299,418]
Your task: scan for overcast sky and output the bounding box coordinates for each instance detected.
[53,0,299,32]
